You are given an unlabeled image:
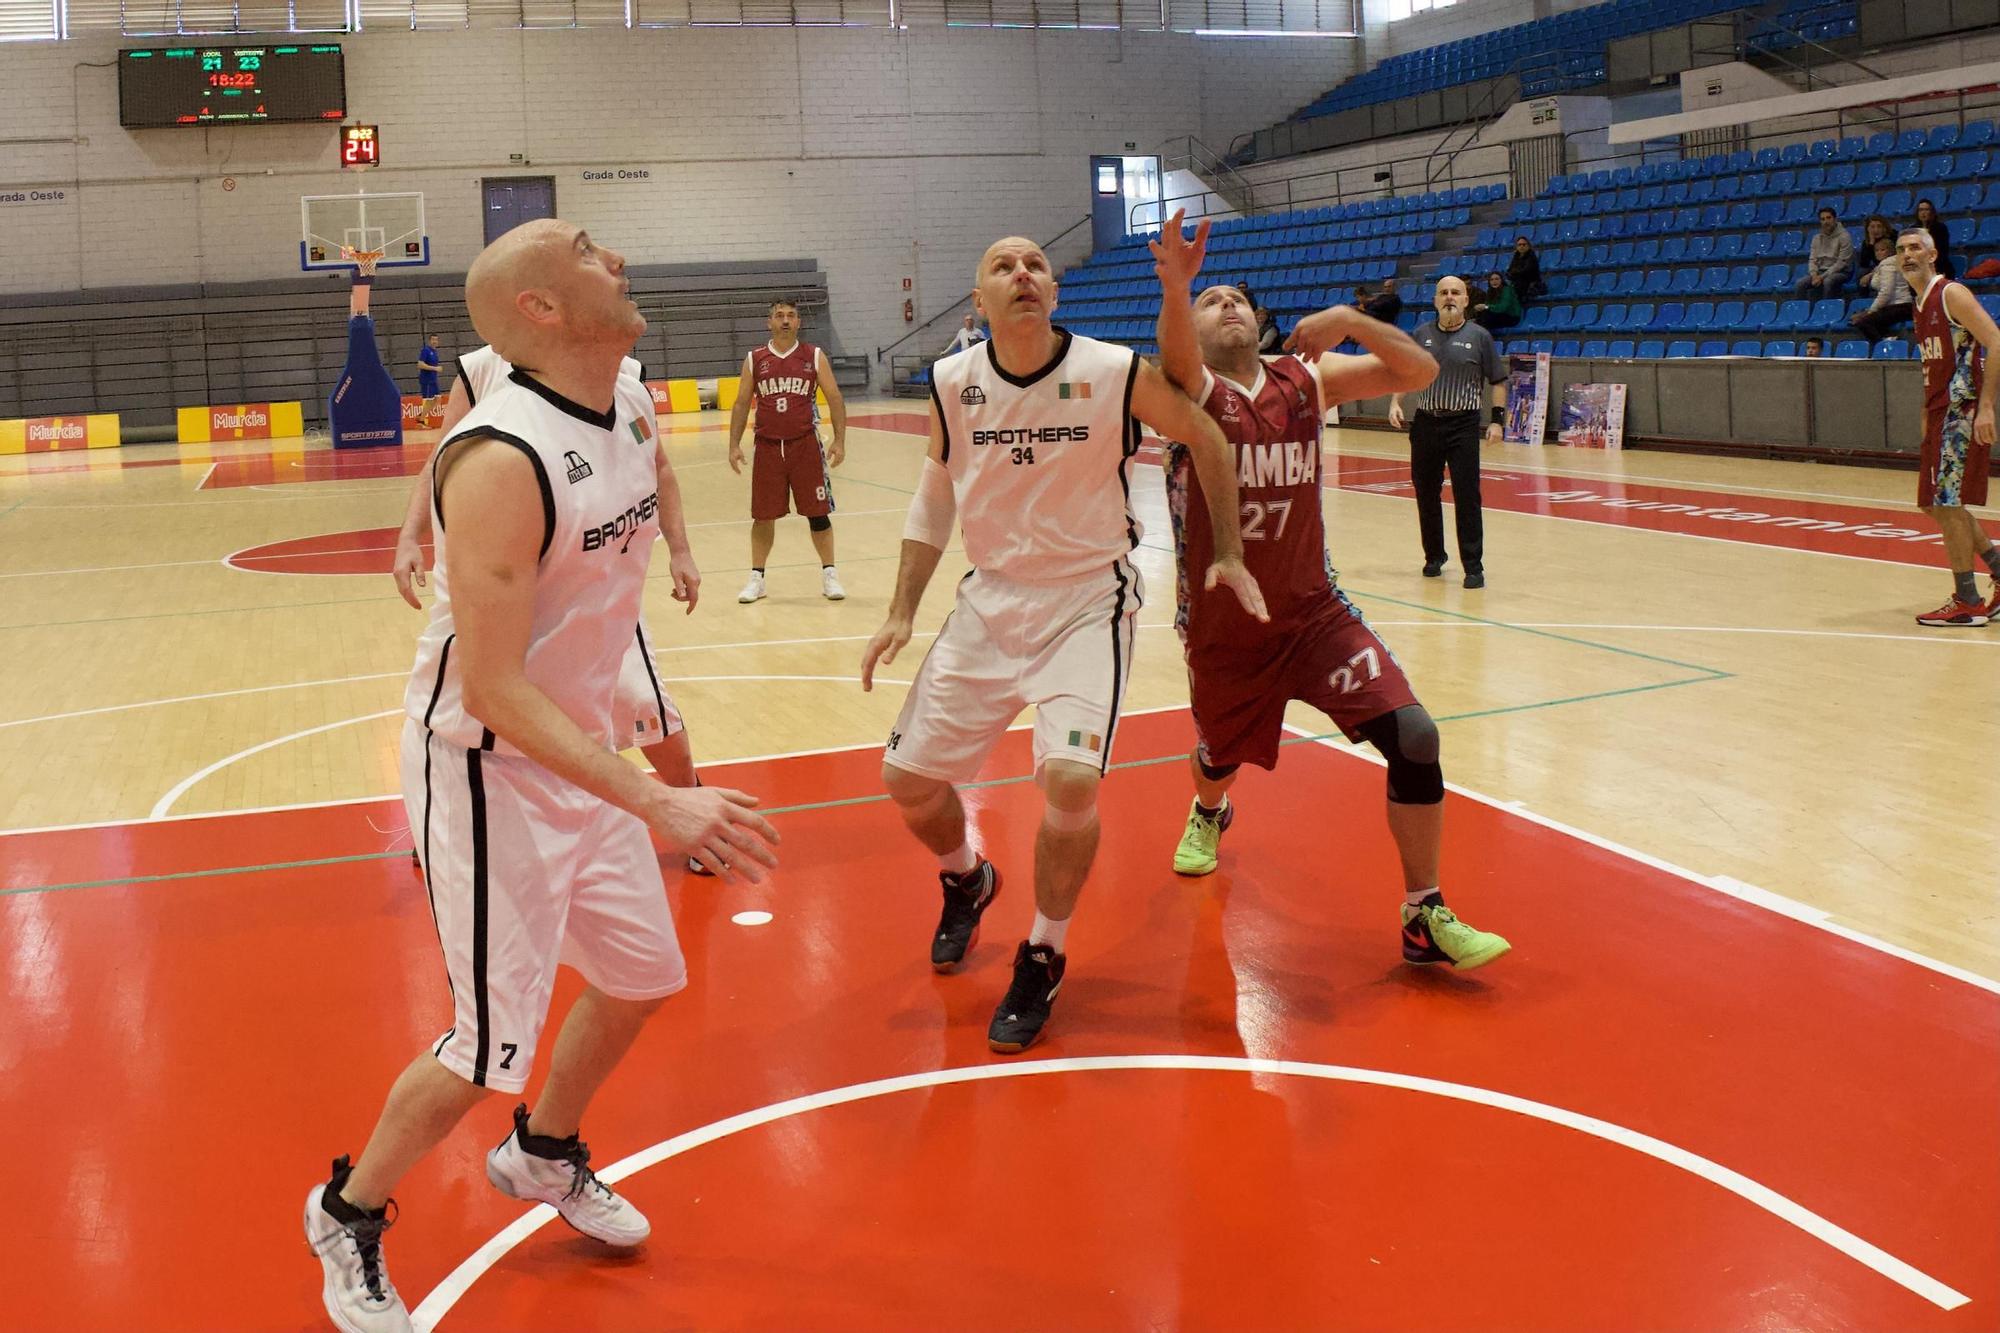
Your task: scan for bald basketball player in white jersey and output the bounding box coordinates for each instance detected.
[861,234,1266,1054]
[305,220,779,1333]
[390,347,711,875]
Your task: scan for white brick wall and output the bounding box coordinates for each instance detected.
[0,25,1349,355]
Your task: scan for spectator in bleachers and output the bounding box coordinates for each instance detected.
[1507,236,1546,300]
[1470,272,1522,331]
[1803,337,1826,358]
[1915,198,1954,280]
[1255,306,1282,353]
[1796,207,1855,300]
[1858,215,1895,277]
[1362,277,1404,324]
[1850,236,1915,343]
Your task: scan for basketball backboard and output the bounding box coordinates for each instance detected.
[301,192,430,271]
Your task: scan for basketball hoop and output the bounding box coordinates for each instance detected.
[341,245,384,277]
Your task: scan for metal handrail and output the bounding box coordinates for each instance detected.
[874,213,1090,364]
[1155,134,1256,216]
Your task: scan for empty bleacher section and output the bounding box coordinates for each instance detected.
[0,261,845,436]
[1057,186,1506,356]
[1234,0,1863,164]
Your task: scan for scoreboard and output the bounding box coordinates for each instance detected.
[118,45,346,129]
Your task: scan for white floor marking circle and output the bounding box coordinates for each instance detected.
[729,910,773,926]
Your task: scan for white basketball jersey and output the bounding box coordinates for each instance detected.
[405,368,661,754]
[457,345,644,406]
[930,329,1141,584]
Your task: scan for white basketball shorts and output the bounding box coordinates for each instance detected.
[401,718,687,1095]
[884,557,1142,785]
[612,623,685,752]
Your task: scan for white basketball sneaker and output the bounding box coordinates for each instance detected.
[303,1157,412,1333]
[821,566,846,600]
[737,571,766,603]
[486,1104,651,1247]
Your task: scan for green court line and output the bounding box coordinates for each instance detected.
[0,669,1723,899]
[0,499,24,522]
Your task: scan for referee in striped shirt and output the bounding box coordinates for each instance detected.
[1389,275,1508,589]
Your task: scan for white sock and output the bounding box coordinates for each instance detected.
[939,842,978,877]
[1029,910,1070,953]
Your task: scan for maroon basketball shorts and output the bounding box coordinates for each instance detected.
[1188,604,1419,771]
[751,433,834,521]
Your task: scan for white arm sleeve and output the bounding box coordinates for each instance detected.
[902,457,957,549]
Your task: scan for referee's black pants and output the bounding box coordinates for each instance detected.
[1409,409,1484,572]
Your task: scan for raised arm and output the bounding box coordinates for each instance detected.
[1129,359,1268,622]
[860,398,953,690]
[391,376,474,609]
[726,351,754,475]
[438,437,776,877]
[816,347,847,468]
[1286,304,1437,406]
[1148,209,1210,396]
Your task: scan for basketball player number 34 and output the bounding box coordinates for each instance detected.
[1330,646,1381,695]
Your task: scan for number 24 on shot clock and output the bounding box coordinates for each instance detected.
[341,124,379,169]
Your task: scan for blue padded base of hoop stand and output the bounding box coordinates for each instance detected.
[328,315,405,450]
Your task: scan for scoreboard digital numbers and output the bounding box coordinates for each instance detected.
[341,125,380,169]
[118,45,346,129]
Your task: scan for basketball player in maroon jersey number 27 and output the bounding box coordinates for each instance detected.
[1151,212,1512,970]
[1899,227,2000,628]
[727,298,849,603]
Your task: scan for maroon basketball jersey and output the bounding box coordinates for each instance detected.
[749,341,819,440]
[1914,277,1984,431]
[1165,356,1334,655]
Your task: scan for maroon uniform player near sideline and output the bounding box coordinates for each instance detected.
[726,298,848,604]
[1899,226,2000,628]
[1150,210,1512,971]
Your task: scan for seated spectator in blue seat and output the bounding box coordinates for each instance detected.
[1471,272,1523,330]
[1856,215,1894,276]
[1915,198,1954,279]
[1255,306,1281,353]
[1795,207,1854,300]
[1802,336,1825,358]
[1508,235,1546,299]
[1849,236,1914,343]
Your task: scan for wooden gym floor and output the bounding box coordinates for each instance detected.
[1,405,1995,1331]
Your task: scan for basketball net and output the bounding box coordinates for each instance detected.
[341,245,383,277]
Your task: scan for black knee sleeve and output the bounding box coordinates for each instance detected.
[808,515,832,533]
[1356,706,1443,804]
[1198,758,1239,783]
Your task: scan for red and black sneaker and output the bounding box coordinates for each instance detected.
[1985,583,2000,625]
[931,859,1000,973]
[1914,597,1990,628]
[988,941,1066,1053]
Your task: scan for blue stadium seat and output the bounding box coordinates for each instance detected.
[1810,298,1848,327]
[1925,125,1960,151]
[1944,181,1984,213]
[1862,132,1896,157]
[1713,300,1749,331]
[1764,340,1797,356]
[1774,299,1811,330]
[1626,240,1654,265]
[1835,339,1869,358]
[1554,339,1582,357]
[1593,303,1626,331]
[1875,340,1911,360]
[1649,301,1686,332]
[1887,158,1923,185]
[1881,188,1914,217]
[1665,340,1697,358]
[1623,302,1656,332]
[1745,299,1780,330]
[1854,161,1890,188]
[1730,339,1764,356]
[1671,269,1704,295]
[1608,339,1637,358]
[1698,340,1730,356]
[1973,215,2000,247]
[1962,122,1997,150]
[1581,339,1609,358]
[1530,338,1557,356]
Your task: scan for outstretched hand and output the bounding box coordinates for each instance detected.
[1205,557,1269,623]
[1148,209,1211,289]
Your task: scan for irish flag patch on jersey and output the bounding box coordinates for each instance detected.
[1066,729,1103,753]
[628,417,653,446]
[1057,382,1092,400]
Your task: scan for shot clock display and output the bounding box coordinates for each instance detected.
[118,45,346,129]
[341,125,380,169]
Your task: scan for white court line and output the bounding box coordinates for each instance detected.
[196,463,216,491]
[0,702,1196,838]
[0,670,407,731]
[406,1055,1969,1330]
[142,676,916,821]
[150,709,403,819]
[1282,723,2000,999]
